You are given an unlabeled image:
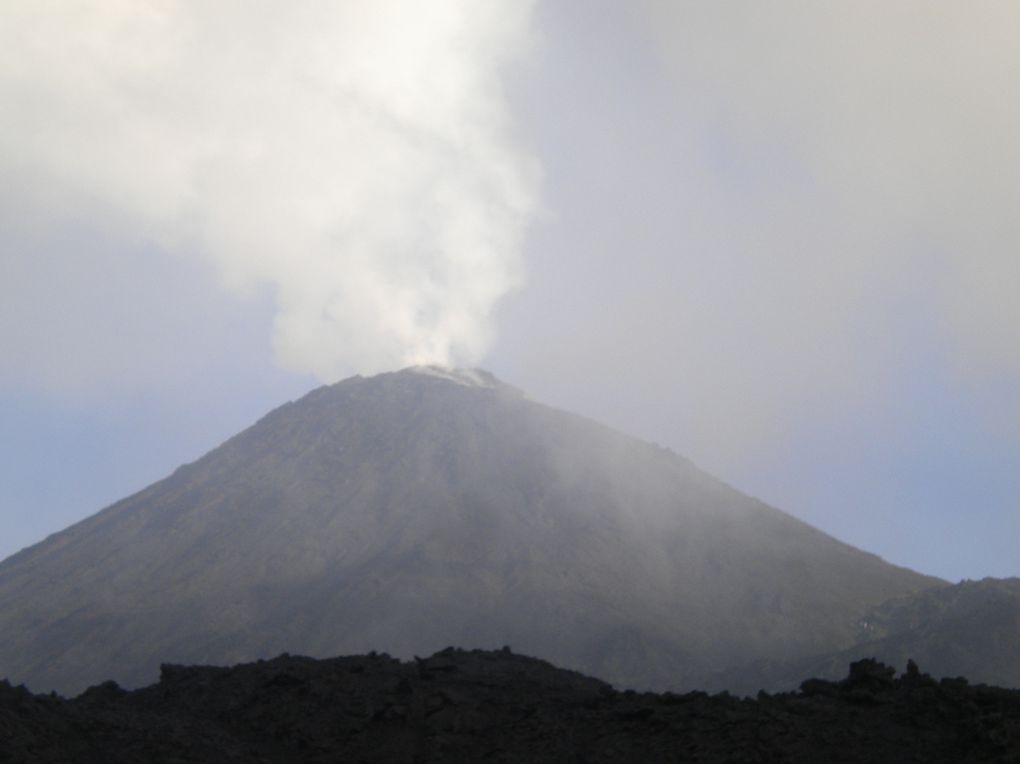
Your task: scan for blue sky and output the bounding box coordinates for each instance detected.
[2,2,1018,582]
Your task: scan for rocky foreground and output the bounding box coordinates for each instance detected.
[2,648,1019,763]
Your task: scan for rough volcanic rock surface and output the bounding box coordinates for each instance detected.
[0,367,940,696]
[2,649,1019,763]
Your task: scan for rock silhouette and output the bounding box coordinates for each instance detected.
[2,648,1019,762]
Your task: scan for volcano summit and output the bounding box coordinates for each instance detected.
[0,367,939,695]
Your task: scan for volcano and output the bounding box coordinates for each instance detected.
[0,367,940,695]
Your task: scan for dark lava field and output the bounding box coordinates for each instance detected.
[3,647,1019,762]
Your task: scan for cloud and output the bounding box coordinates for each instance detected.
[495,1,1020,474]
[638,0,1020,382]
[0,1,540,385]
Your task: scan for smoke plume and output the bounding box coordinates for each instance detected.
[0,1,539,381]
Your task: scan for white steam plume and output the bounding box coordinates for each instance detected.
[0,2,539,381]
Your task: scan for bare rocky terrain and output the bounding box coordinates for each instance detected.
[3,648,1019,763]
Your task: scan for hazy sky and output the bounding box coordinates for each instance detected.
[2,2,1018,582]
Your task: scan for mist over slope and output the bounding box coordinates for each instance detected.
[0,367,940,695]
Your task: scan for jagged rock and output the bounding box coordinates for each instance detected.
[2,648,1019,762]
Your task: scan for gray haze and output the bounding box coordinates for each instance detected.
[492,1,1020,578]
[500,0,1020,461]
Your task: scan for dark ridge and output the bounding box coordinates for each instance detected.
[3,649,1019,762]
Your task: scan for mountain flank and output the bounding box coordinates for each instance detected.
[711,576,1020,694]
[0,366,941,695]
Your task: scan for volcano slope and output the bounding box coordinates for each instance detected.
[0,367,940,695]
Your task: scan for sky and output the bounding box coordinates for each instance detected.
[2,2,1018,583]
